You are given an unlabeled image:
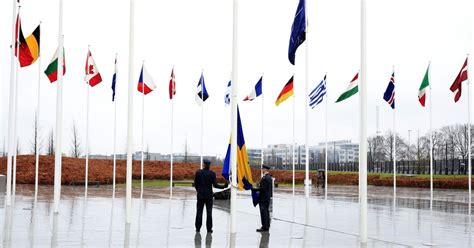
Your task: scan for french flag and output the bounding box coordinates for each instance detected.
[137,65,156,95]
[243,76,263,101]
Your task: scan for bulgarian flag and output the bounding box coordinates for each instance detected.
[418,64,430,107]
[44,47,66,83]
[335,72,359,103]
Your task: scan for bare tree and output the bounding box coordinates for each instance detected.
[70,121,81,158]
[47,128,55,156]
[30,113,42,155]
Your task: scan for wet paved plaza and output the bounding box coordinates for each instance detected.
[0,185,472,247]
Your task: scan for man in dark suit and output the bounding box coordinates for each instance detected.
[252,165,273,232]
[194,159,227,233]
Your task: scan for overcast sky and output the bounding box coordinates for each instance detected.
[0,0,472,159]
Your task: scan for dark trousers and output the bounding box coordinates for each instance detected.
[195,198,213,231]
[259,201,270,229]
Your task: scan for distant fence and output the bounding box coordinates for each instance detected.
[266,159,471,175]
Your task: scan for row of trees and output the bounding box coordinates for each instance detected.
[369,124,472,163]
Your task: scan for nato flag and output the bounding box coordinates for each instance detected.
[288,0,306,65]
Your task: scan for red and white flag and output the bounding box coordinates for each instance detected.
[85,50,102,87]
[169,67,176,99]
[450,57,468,102]
[137,65,156,95]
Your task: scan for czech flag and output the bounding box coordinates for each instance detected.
[137,65,156,95]
[222,107,254,191]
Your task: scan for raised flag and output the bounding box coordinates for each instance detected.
[137,65,156,95]
[44,47,66,83]
[450,57,468,103]
[243,76,263,101]
[15,17,40,68]
[222,107,254,191]
[335,73,359,103]
[309,74,327,108]
[418,64,430,107]
[195,73,209,105]
[383,72,395,109]
[224,80,232,106]
[85,50,102,87]
[275,76,294,106]
[169,67,176,99]
[111,56,117,102]
[288,0,306,65]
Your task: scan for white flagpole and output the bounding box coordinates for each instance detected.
[467,54,471,217]
[112,54,118,198]
[360,0,368,243]
[170,75,174,196]
[85,46,91,198]
[53,0,64,213]
[393,68,396,204]
[292,95,296,196]
[304,0,310,198]
[325,76,328,200]
[429,61,433,210]
[34,22,42,200]
[261,78,264,178]
[140,62,145,198]
[230,0,239,234]
[12,21,20,194]
[200,73,204,170]
[6,0,18,207]
[125,0,135,224]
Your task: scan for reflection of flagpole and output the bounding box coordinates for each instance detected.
[140,62,145,198]
[6,0,19,206]
[112,54,118,198]
[53,0,65,213]
[125,0,135,224]
[35,23,42,200]
[85,46,91,198]
[292,95,295,196]
[360,0,368,244]
[230,0,239,234]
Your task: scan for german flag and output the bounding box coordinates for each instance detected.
[275,76,294,106]
[16,18,40,68]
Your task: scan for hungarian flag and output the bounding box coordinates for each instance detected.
[275,76,294,106]
[137,65,156,95]
[450,57,468,103]
[85,50,102,87]
[418,64,430,107]
[44,47,66,83]
[169,67,176,99]
[336,72,359,103]
[15,15,40,67]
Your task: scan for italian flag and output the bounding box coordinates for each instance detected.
[418,64,430,107]
[335,72,359,103]
[44,47,66,83]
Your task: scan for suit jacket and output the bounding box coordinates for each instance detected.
[194,168,226,200]
[253,173,273,204]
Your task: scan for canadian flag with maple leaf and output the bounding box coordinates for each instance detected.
[85,49,102,87]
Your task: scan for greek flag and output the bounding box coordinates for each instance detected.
[309,74,327,108]
[224,80,231,106]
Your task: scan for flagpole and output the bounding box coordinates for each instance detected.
[34,22,42,200]
[53,0,65,213]
[141,61,145,198]
[261,77,264,178]
[360,0,368,243]
[292,95,295,196]
[304,0,310,198]
[429,61,433,211]
[85,46,91,198]
[112,53,118,198]
[467,54,471,218]
[6,0,19,207]
[170,68,174,196]
[325,75,328,200]
[230,0,239,234]
[393,67,396,205]
[12,15,20,194]
[200,72,204,170]
[125,0,135,224]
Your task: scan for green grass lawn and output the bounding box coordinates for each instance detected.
[117,179,171,188]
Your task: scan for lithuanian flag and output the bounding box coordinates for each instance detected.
[275,76,294,106]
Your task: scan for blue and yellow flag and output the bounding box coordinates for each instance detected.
[222,107,254,190]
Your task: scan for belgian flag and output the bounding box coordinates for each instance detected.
[275,76,294,106]
[16,17,40,68]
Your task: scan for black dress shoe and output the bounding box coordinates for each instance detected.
[196,229,200,232]
[256,228,269,232]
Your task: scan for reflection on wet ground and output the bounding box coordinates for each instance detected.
[0,184,472,247]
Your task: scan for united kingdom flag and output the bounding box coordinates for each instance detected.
[383,72,395,109]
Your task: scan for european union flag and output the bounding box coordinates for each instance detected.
[288,0,306,65]
[222,107,254,191]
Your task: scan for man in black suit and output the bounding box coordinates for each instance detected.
[194,159,227,233]
[252,165,273,232]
